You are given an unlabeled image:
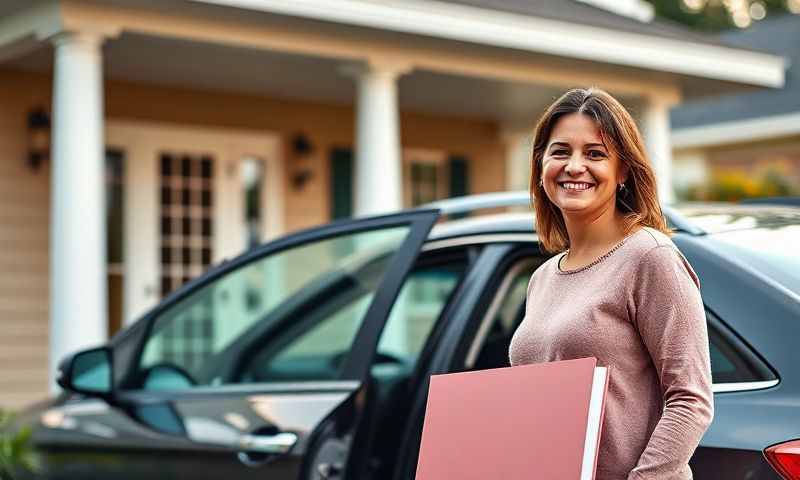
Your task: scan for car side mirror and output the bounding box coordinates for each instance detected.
[57,346,113,397]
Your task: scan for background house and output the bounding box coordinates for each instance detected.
[671,13,800,200]
[0,0,785,408]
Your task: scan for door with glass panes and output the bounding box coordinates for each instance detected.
[106,121,284,328]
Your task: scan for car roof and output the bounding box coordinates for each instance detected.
[667,202,800,234]
[738,196,800,207]
[422,192,800,241]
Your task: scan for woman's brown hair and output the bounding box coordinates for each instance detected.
[530,87,670,253]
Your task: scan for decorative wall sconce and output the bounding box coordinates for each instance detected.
[27,106,51,171]
[291,132,315,190]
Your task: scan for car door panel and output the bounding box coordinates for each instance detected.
[33,209,440,480]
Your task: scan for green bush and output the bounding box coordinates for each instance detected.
[681,168,800,202]
[0,409,40,480]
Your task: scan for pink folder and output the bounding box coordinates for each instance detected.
[415,357,609,480]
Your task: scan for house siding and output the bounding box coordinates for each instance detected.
[0,71,52,409]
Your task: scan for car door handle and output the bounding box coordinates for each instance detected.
[238,431,298,454]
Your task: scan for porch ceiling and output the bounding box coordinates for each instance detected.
[6,31,571,124]
[0,1,31,18]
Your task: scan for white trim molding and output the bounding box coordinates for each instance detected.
[712,379,780,393]
[575,0,654,23]
[195,0,785,88]
[672,112,800,149]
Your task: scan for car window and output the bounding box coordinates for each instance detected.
[240,251,470,383]
[708,335,743,383]
[706,311,775,384]
[376,256,468,367]
[468,256,774,387]
[492,268,532,336]
[468,258,538,370]
[240,292,374,383]
[135,225,411,390]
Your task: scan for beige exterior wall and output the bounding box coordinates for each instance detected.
[0,68,506,409]
[101,76,505,233]
[0,71,52,408]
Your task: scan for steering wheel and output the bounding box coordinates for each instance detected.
[140,362,198,390]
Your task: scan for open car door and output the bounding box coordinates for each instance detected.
[36,209,439,480]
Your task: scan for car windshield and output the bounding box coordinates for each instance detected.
[708,224,800,297]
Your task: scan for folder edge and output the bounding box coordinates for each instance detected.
[581,366,611,480]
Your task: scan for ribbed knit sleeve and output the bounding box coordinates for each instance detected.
[627,245,715,479]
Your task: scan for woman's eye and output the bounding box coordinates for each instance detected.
[588,150,606,159]
[551,149,569,157]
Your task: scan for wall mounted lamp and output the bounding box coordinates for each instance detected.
[290,132,315,190]
[27,106,51,171]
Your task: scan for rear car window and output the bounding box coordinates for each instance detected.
[706,311,776,385]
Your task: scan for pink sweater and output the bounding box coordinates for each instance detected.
[508,227,714,479]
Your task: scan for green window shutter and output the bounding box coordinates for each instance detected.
[448,155,469,198]
[448,155,470,219]
[330,148,354,220]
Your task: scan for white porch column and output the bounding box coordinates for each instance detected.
[641,95,676,205]
[501,127,534,193]
[673,149,710,196]
[49,31,107,390]
[345,61,411,216]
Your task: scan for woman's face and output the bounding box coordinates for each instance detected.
[540,112,628,219]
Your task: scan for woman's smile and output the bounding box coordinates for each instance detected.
[558,181,596,193]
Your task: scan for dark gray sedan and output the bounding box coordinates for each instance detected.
[11,192,800,480]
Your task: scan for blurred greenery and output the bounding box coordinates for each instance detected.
[678,168,800,201]
[646,0,795,31]
[0,409,40,480]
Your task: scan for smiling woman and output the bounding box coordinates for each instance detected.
[509,88,714,480]
[530,88,667,256]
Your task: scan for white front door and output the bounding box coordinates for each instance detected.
[106,120,284,327]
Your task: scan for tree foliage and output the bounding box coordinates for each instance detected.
[645,0,796,31]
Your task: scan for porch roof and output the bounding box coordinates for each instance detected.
[187,0,786,92]
[0,0,788,114]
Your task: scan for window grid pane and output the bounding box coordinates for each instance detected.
[158,152,215,371]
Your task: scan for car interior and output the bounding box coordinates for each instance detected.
[364,248,544,479]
